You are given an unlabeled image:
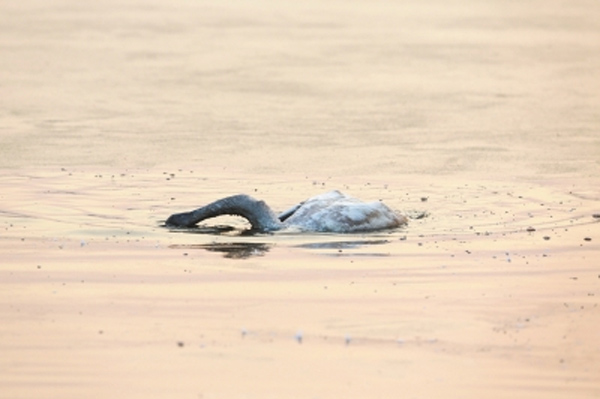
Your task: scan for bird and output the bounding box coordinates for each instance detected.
[165,190,406,233]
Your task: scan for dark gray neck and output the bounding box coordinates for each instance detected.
[165,194,283,232]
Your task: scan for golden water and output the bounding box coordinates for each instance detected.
[1,1,599,398]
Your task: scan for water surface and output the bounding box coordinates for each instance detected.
[1,1,599,398]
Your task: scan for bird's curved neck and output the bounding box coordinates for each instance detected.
[166,194,283,232]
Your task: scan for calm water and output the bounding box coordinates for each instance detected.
[1,1,599,398]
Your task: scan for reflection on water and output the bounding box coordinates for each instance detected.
[296,239,395,257]
[169,239,399,259]
[295,239,390,249]
[165,217,403,258]
[165,224,260,236]
[295,239,394,257]
[170,242,271,259]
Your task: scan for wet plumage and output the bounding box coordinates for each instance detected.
[166,190,406,233]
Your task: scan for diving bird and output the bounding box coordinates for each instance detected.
[165,190,406,233]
